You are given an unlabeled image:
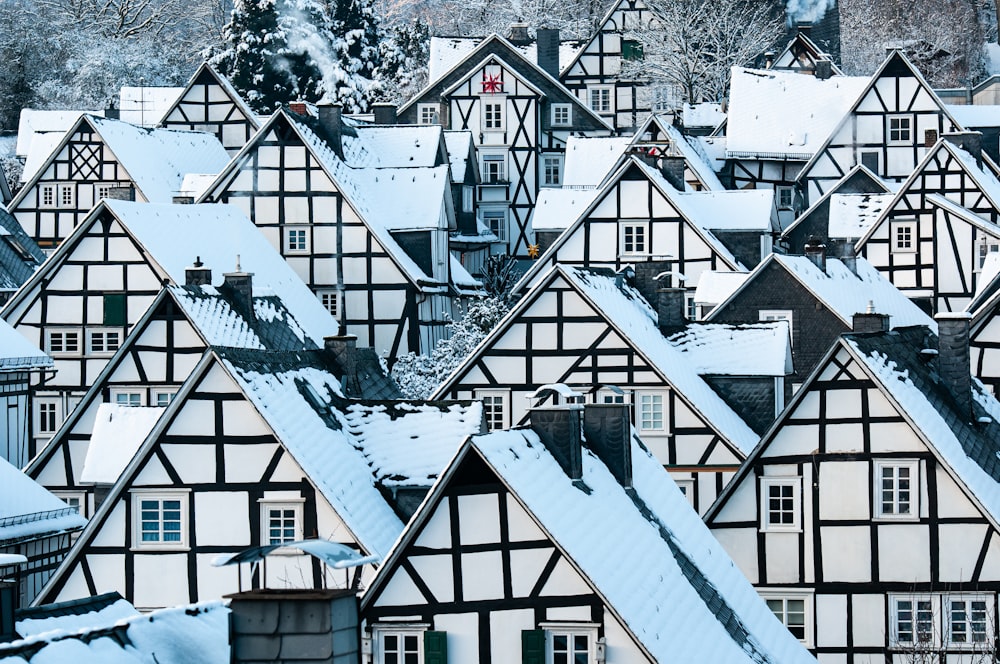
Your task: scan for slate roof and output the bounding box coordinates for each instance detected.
[0,206,43,295]
[0,318,51,373]
[428,35,585,82]
[15,593,137,638]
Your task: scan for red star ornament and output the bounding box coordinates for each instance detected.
[482,73,504,94]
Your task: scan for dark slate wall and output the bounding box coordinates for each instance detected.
[392,231,434,277]
[703,375,778,435]
[713,231,764,270]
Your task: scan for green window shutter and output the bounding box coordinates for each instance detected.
[522,629,545,664]
[424,630,448,664]
[103,294,126,326]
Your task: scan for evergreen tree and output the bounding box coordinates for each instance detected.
[374,18,430,104]
[324,0,382,110]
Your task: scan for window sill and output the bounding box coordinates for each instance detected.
[760,527,802,534]
[130,545,190,553]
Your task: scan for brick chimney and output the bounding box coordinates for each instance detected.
[288,101,308,116]
[935,312,973,419]
[185,256,212,286]
[804,236,827,272]
[222,256,254,319]
[582,404,632,487]
[317,103,343,158]
[529,406,583,480]
[536,28,560,79]
[852,301,890,334]
[372,103,397,125]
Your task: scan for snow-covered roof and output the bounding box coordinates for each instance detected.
[15,109,101,159]
[80,405,166,484]
[693,271,749,306]
[382,426,816,664]
[19,133,67,185]
[0,601,227,664]
[0,457,85,544]
[428,35,583,82]
[668,322,793,376]
[562,136,632,187]
[0,318,51,372]
[946,104,1000,128]
[927,194,1000,238]
[178,173,218,200]
[725,67,869,158]
[442,130,474,182]
[643,121,725,191]
[677,188,776,231]
[828,193,895,239]
[940,140,1000,208]
[343,125,444,168]
[16,596,139,638]
[118,86,184,127]
[682,102,726,130]
[531,187,601,231]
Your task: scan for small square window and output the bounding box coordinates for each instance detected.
[761,477,801,531]
[286,227,309,253]
[948,596,992,645]
[761,592,813,646]
[112,390,143,407]
[892,221,917,253]
[588,87,613,114]
[539,623,598,664]
[152,390,176,407]
[620,222,648,255]
[541,155,562,187]
[482,153,506,183]
[638,392,664,431]
[259,500,304,546]
[132,491,188,549]
[40,185,55,208]
[551,104,571,127]
[483,211,507,242]
[875,460,918,519]
[887,114,913,144]
[776,186,793,210]
[477,390,509,431]
[417,103,440,125]
[88,328,122,355]
[374,627,427,664]
[45,329,81,355]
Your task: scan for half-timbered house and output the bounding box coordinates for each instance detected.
[398,34,613,257]
[1,201,330,450]
[705,316,1000,662]
[0,205,45,307]
[969,277,1000,397]
[705,252,934,386]
[432,264,793,513]
[796,51,961,204]
[33,345,483,610]
[198,106,481,360]
[360,403,818,664]
[157,62,261,155]
[8,115,230,248]
[855,134,1000,314]
[767,31,842,76]
[0,319,52,468]
[0,458,85,606]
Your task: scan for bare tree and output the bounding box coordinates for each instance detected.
[621,0,784,105]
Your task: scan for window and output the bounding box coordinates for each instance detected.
[551,104,571,127]
[686,294,698,321]
[483,211,507,242]
[318,290,338,316]
[481,153,506,183]
[112,389,143,407]
[875,460,918,519]
[537,624,599,664]
[35,398,61,436]
[132,491,187,549]
[761,477,801,531]
[978,236,1000,270]
[541,155,563,187]
[482,101,505,131]
[621,39,644,61]
[39,183,74,209]
[948,597,990,645]
[41,184,55,207]
[286,226,309,253]
[638,392,664,431]
[760,592,813,645]
[417,104,440,125]
[587,86,613,114]
[892,221,917,253]
[152,390,176,407]
[675,478,695,506]
[462,186,473,213]
[372,626,445,664]
[620,222,648,255]
[860,150,880,172]
[45,329,81,355]
[887,114,914,144]
[891,596,938,647]
[597,389,627,404]
[88,328,122,355]
[776,186,793,210]
[890,595,995,649]
[260,500,304,546]
[477,390,509,431]
[53,491,86,518]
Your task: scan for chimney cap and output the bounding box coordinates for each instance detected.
[934,311,973,321]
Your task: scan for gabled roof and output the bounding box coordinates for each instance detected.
[0,318,51,373]
[562,135,633,187]
[633,116,725,191]
[0,205,44,294]
[156,62,260,130]
[428,35,584,82]
[725,66,868,158]
[15,592,137,638]
[769,31,843,74]
[0,456,84,545]
[558,0,646,79]
[12,114,230,206]
[364,425,816,664]
[780,163,891,241]
[344,124,446,168]
[926,194,1000,238]
[707,254,936,331]
[531,187,602,231]
[435,264,764,455]
[707,326,1000,532]
[15,109,102,159]
[681,102,726,131]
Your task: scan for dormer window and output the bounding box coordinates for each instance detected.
[417,104,440,125]
[551,104,571,127]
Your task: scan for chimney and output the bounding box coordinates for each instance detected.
[318,103,343,158]
[106,186,135,201]
[764,51,775,69]
[796,22,812,36]
[325,334,361,397]
[852,301,890,334]
[815,59,833,80]
[658,156,686,191]
[185,256,212,286]
[944,131,983,169]
[288,101,308,116]
[228,589,361,664]
[536,28,560,78]
[529,406,583,480]
[172,195,195,204]
[509,22,530,45]
[104,101,120,121]
[840,242,858,275]
[924,129,939,148]
[582,404,632,487]
[372,103,397,125]
[804,236,827,272]
[222,257,254,318]
[935,312,973,419]
[0,580,15,643]
[657,286,687,333]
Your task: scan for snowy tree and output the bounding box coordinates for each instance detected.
[374,19,431,104]
[621,0,784,104]
[391,296,510,399]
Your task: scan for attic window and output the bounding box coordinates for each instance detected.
[2,237,34,262]
[551,104,571,127]
[892,221,917,253]
[417,104,440,125]
[887,114,913,145]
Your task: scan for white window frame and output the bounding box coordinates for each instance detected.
[977,235,1000,271]
[595,389,629,405]
[945,594,993,647]
[539,622,599,664]
[587,86,613,114]
[551,103,572,127]
[637,391,665,431]
[87,327,123,355]
[875,459,919,520]
[482,209,507,243]
[892,220,918,253]
[619,221,649,256]
[887,114,914,145]
[151,389,176,407]
[131,489,189,550]
[259,499,305,549]
[481,152,506,184]
[541,154,563,187]
[52,490,88,518]
[760,477,801,532]
[39,183,75,209]
[285,226,310,254]
[317,289,339,316]
[776,186,794,210]
[476,389,510,431]
[759,591,813,647]
[482,99,505,131]
[890,595,940,648]
[35,397,62,437]
[111,388,144,407]
[760,310,793,346]
[417,103,440,125]
[860,150,881,172]
[372,624,427,664]
[45,328,82,356]
[674,478,695,506]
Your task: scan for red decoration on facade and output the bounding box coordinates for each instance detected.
[482,73,504,94]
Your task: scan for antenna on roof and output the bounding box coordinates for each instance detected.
[235,254,241,272]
